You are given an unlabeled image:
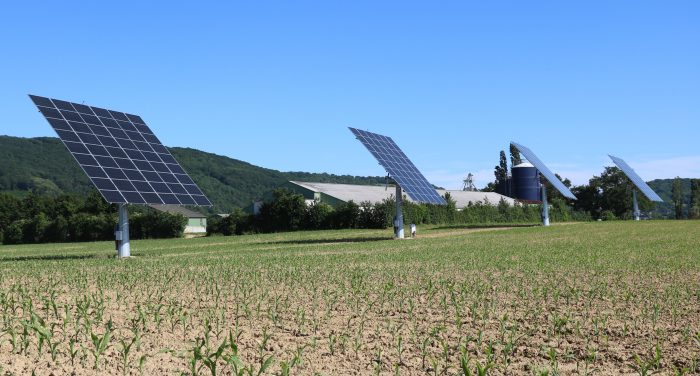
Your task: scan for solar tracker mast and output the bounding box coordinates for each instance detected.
[29,95,212,258]
[349,128,446,239]
[608,155,664,220]
[510,142,578,226]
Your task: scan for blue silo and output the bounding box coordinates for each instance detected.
[512,162,541,202]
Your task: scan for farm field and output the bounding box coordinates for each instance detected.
[0,222,699,375]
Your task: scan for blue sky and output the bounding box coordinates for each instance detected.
[1,1,698,189]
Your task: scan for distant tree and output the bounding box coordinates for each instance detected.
[690,179,700,219]
[584,167,653,219]
[493,151,508,195]
[672,177,684,219]
[509,144,522,167]
[257,189,307,232]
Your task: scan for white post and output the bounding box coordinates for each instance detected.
[395,185,404,239]
[632,189,640,221]
[541,183,550,227]
[117,204,131,258]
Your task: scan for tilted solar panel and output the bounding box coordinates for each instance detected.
[29,94,212,206]
[349,127,446,205]
[608,155,664,202]
[510,142,577,200]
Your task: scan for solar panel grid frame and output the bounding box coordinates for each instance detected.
[349,127,446,205]
[29,95,211,206]
[510,142,578,200]
[608,155,664,202]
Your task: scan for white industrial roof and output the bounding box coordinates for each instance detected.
[289,181,516,207]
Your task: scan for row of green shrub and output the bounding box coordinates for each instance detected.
[0,191,186,245]
[207,189,590,236]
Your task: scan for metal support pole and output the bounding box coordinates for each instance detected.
[395,185,404,239]
[541,183,550,227]
[116,204,130,258]
[632,189,640,221]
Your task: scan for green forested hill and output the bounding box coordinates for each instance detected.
[0,136,383,213]
[647,178,692,218]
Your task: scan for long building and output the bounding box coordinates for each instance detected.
[282,181,516,209]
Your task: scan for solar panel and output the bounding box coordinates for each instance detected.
[510,142,577,200]
[608,155,664,202]
[349,127,446,205]
[29,94,212,206]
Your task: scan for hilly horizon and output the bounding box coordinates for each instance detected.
[0,135,385,213]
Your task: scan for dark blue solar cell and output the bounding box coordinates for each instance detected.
[103,168,128,180]
[47,118,71,130]
[77,133,100,145]
[192,195,211,206]
[83,166,107,179]
[106,147,128,159]
[150,182,170,193]
[132,181,154,192]
[108,110,129,121]
[124,149,145,161]
[100,118,119,128]
[100,190,126,203]
[141,171,162,182]
[120,191,145,204]
[86,144,110,156]
[133,160,155,171]
[167,183,187,194]
[56,130,80,142]
[112,179,136,192]
[176,194,196,205]
[73,153,98,166]
[167,164,186,174]
[114,158,137,170]
[60,110,83,122]
[108,128,128,139]
[72,103,93,115]
[133,123,153,134]
[142,133,160,143]
[176,175,195,185]
[159,173,178,183]
[141,151,161,162]
[125,131,146,142]
[65,122,88,134]
[151,162,170,173]
[140,192,162,204]
[96,135,120,147]
[117,120,137,132]
[115,138,137,150]
[52,100,76,112]
[184,184,203,195]
[150,144,168,154]
[91,178,117,191]
[29,95,54,107]
[90,106,111,118]
[81,114,101,125]
[158,153,177,164]
[122,169,145,181]
[88,125,112,136]
[159,193,180,205]
[94,156,118,168]
[133,141,153,152]
[64,141,90,154]
[38,106,63,119]
[126,114,145,124]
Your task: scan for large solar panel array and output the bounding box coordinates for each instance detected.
[349,127,446,205]
[29,95,211,206]
[510,142,577,200]
[608,155,664,202]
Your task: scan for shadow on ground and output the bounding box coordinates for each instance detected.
[0,254,100,262]
[265,236,392,245]
[428,224,538,231]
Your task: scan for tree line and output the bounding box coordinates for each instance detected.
[485,149,700,220]
[0,191,186,245]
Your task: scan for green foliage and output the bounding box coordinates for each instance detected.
[208,209,251,236]
[672,177,684,219]
[689,179,700,219]
[131,210,187,239]
[572,167,653,220]
[257,189,307,232]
